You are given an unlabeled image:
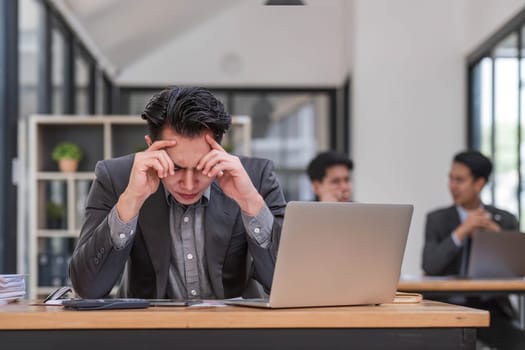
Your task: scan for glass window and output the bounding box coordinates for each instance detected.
[478,58,494,161]
[75,54,89,114]
[470,31,524,226]
[51,26,64,114]
[232,93,330,200]
[95,71,105,114]
[520,25,525,224]
[493,34,519,215]
[472,57,494,205]
[128,91,156,115]
[19,0,39,119]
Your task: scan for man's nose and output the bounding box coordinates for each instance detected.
[183,169,195,190]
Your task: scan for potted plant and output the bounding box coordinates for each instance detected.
[46,202,65,229]
[52,142,83,172]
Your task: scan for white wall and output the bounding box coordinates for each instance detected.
[117,0,348,87]
[351,0,466,275]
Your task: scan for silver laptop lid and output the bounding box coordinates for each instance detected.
[269,202,413,308]
[468,230,525,278]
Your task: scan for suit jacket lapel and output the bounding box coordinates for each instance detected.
[138,185,171,298]
[205,182,239,298]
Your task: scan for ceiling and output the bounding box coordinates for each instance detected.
[53,0,242,73]
[50,0,351,86]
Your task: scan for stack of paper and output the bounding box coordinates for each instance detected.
[0,274,25,303]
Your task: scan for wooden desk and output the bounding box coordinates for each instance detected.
[0,301,487,350]
[399,277,525,329]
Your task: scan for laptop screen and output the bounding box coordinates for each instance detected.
[267,201,413,308]
[468,230,525,278]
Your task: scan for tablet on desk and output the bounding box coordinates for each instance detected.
[62,298,150,310]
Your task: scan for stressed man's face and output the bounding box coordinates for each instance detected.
[313,165,352,202]
[158,127,215,205]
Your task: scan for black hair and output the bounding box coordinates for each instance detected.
[141,86,231,142]
[453,150,492,182]
[306,151,354,182]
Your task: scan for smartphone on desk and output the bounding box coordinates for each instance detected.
[62,298,150,310]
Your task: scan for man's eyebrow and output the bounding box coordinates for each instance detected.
[172,161,200,171]
[173,161,185,169]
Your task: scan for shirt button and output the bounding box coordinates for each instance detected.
[254,227,261,234]
[130,230,134,235]
[190,289,197,296]
[183,217,189,223]
[119,233,126,239]
[186,253,193,260]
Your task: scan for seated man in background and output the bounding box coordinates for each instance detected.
[69,86,287,300]
[422,150,524,349]
[306,151,353,202]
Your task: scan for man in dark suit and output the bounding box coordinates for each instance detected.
[422,150,524,349]
[69,87,286,300]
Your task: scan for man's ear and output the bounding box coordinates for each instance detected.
[474,177,486,193]
[144,135,153,147]
[312,180,322,195]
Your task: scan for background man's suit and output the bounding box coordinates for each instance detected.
[69,154,286,299]
[422,204,518,276]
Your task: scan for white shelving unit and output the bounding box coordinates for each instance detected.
[20,114,251,299]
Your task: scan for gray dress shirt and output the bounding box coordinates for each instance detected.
[107,186,274,299]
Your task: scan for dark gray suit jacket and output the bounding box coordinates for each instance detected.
[422,205,518,276]
[69,154,286,299]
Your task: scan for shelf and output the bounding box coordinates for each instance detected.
[37,230,80,238]
[36,172,95,180]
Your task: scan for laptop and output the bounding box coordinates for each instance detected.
[467,230,525,278]
[226,201,413,308]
